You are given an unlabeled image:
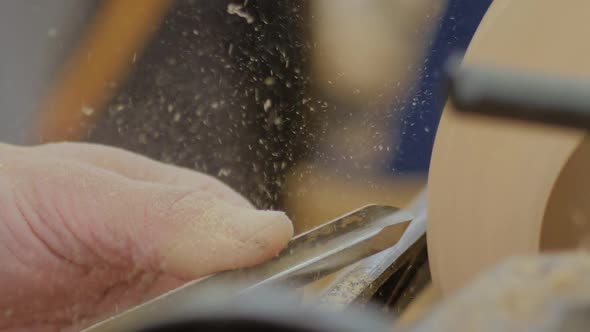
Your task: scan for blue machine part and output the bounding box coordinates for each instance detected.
[387,0,492,174]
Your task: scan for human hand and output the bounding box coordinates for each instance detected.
[0,142,293,331]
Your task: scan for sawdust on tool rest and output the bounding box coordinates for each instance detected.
[412,254,590,332]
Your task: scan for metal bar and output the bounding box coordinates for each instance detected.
[446,53,590,130]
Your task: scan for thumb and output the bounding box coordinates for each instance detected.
[137,192,295,279]
[7,153,293,280]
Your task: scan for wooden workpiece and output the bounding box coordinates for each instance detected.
[428,0,590,297]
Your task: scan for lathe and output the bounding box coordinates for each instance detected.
[9,0,590,331]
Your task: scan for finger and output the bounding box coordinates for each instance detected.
[29,142,252,208]
[5,153,293,279]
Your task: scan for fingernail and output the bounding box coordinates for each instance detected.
[230,208,294,254]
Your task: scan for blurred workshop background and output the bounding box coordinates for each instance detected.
[0,0,491,233]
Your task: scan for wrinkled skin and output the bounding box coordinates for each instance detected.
[0,142,293,331]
